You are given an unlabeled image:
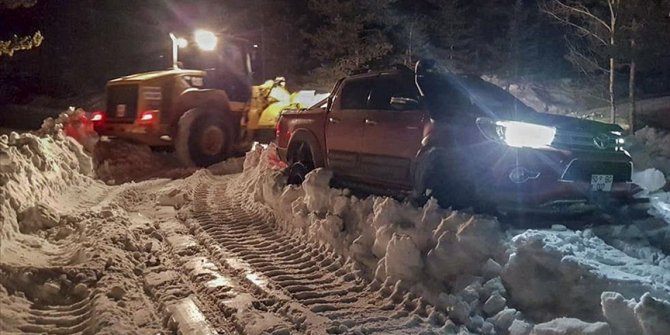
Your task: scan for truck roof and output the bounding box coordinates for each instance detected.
[108,68,206,83]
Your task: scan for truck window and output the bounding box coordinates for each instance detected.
[340,78,373,110]
[368,75,419,110]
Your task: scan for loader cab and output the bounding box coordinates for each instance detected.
[179,37,254,102]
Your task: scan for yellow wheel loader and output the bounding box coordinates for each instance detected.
[92,37,298,167]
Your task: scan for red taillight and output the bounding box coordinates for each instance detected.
[138,110,158,125]
[90,111,106,123]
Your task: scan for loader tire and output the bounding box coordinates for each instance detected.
[176,108,232,167]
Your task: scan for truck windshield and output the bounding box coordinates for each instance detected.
[419,72,536,120]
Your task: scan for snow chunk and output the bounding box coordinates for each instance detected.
[502,229,670,321]
[530,318,610,335]
[384,233,424,283]
[17,203,60,234]
[601,291,643,335]
[634,293,670,335]
[426,213,505,281]
[632,168,666,193]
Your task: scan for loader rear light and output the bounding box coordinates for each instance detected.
[90,111,106,123]
[138,110,158,125]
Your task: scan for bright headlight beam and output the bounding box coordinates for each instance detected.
[496,121,556,148]
[194,30,218,51]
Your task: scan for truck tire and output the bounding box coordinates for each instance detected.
[176,108,232,167]
[286,161,313,185]
[286,142,315,185]
[415,151,475,210]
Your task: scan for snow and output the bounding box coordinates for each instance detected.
[2,107,670,334]
[529,318,611,335]
[233,143,670,334]
[629,127,670,180]
[502,229,670,321]
[632,169,667,194]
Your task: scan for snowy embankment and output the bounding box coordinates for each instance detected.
[232,143,670,334]
[0,112,175,333]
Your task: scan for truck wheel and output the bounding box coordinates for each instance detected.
[418,153,474,210]
[176,108,232,167]
[286,161,313,185]
[286,142,315,185]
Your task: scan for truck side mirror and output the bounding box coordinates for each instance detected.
[390,96,419,110]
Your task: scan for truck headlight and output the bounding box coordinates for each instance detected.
[477,118,556,149]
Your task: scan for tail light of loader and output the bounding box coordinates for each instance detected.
[138,110,158,125]
[90,111,106,124]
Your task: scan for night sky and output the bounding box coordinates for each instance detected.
[0,0,294,103]
[1,0,669,107]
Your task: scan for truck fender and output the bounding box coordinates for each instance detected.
[171,88,235,135]
[287,129,325,168]
[413,146,450,195]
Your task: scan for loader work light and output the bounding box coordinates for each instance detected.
[194,30,218,51]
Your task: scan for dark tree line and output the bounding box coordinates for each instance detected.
[2,0,670,123]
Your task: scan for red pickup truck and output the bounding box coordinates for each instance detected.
[275,63,638,214]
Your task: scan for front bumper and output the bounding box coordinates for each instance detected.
[471,145,638,214]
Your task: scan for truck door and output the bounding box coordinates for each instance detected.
[325,76,373,178]
[360,74,426,187]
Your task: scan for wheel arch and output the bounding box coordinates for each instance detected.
[413,146,450,194]
[171,88,236,136]
[286,129,325,168]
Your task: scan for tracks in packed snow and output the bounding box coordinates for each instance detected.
[190,176,446,334]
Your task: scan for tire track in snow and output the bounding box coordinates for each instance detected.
[191,177,446,334]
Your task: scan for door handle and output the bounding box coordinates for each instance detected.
[406,126,419,130]
[328,117,341,123]
[365,119,378,125]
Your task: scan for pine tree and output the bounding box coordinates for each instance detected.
[0,0,43,56]
[429,0,473,70]
[303,0,397,85]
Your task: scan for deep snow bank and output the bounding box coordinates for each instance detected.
[236,144,670,335]
[503,229,670,322]
[0,129,96,265]
[630,127,670,182]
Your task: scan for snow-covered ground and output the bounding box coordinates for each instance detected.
[2,107,670,334]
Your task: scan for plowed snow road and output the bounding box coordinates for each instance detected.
[184,175,448,334]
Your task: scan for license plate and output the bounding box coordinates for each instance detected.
[116,104,127,117]
[591,174,613,192]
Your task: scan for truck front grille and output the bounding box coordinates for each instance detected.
[106,85,138,123]
[561,159,632,182]
[552,129,618,152]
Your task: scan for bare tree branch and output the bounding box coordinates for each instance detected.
[541,7,609,46]
[552,0,611,31]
